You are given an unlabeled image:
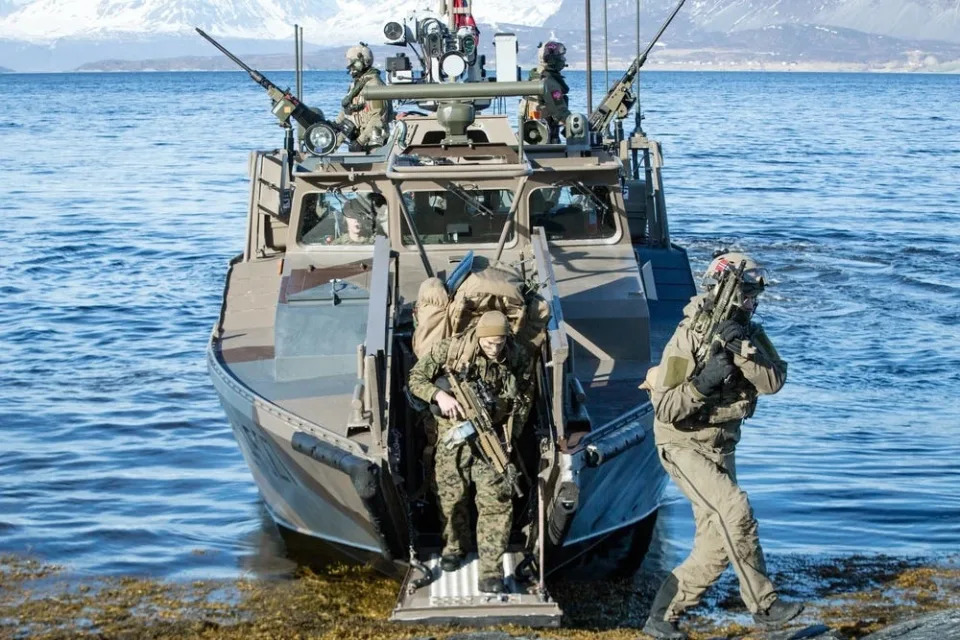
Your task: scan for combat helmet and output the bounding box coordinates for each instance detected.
[702,251,769,297]
[538,40,567,71]
[345,43,374,77]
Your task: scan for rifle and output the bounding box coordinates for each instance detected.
[691,259,746,375]
[440,372,525,498]
[587,0,688,134]
[195,28,327,130]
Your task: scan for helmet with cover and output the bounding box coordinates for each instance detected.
[345,43,374,77]
[702,251,769,298]
[538,40,567,71]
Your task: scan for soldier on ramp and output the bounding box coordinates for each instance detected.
[408,311,533,594]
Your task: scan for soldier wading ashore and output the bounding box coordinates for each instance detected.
[640,252,804,640]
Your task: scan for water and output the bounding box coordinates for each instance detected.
[1,70,958,581]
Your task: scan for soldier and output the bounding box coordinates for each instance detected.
[640,252,804,640]
[337,43,390,151]
[521,40,570,142]
[407,310,532,594]
[331,198,375,245]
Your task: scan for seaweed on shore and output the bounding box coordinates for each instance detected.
[1,553,958,639]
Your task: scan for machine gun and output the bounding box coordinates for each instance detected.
[587,0,688,135]
[439,372,524,498]
[691,259,747,374]
[196,28,327,130]
[196,28,354,155]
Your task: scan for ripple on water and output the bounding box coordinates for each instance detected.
[2,70,959,579]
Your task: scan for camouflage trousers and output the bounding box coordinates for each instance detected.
[434,434,513,581]
[654,445,778,617]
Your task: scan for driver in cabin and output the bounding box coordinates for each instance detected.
[337,43,389,151]
[331,198,375,245]
[407,311,533,594]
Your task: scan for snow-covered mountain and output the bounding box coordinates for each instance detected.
[1,0,959,72]
[0,0,557,43]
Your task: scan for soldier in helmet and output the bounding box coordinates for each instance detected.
[331,198,376,245]
[639,252,804,640]
[337,42,390,151]
[521,40,570,142]
[407,310,533,594]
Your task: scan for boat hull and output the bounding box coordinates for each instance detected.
[208,347,390,561]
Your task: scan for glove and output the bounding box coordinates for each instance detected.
[692,349,737,396]
[717,319,747,355]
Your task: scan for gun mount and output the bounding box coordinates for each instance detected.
[364,81,544,145]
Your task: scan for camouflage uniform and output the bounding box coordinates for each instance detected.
[337,67,389,150]
[407,329,533,581]
[645,292,787,622]
[535,66,570,126]
[521,41,570,142]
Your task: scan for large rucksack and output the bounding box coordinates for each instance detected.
[411,265,551,359]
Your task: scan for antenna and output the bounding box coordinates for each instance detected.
[585,0,593,112]
[634,0,644,134]
[294,24,304,140]
[603,0,609,91]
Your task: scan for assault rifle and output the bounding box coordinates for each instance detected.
[196,28,329,131]
[587,0,688,135]
[439,372,525,498]
[691,259,747,375]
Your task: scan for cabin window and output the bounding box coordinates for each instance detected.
[299,191,388,246]
[400,187,515,245]
[528,185,618,241]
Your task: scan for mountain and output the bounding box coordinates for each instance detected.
[1,0,959,72]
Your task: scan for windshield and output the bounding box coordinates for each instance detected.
[529,184,617,241]
[300,191,388,246]
[401,187,515,245]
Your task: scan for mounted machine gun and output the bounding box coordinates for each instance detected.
[587,0,688,137]
[196,28,353,156]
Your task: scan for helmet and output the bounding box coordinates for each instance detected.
[538,40,567,71]
[341,197,375,221]
[345,43,373,77]
[702,251,769,297]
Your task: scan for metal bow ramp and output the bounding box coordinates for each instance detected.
[391,552,562,626]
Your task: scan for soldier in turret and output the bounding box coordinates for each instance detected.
[337,43,390,151]
[522,40,570,142]
[639,252,804,640]
[407,311,533,594]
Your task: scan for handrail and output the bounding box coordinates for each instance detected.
[362,236,393,449]
[530,227,569,441]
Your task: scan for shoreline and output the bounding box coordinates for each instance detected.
[3,552,958,639]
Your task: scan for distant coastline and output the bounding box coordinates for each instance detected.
[61,63,960,74]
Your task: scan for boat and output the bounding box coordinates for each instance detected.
[203,0,696,626]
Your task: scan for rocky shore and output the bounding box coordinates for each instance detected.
[1,553,957,639]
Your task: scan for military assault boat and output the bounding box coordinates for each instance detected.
[204,0,695,626]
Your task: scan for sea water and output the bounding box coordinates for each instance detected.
[0,70,958,579]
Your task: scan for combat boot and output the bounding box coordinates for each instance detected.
[439,553,464,572]
[753,598,804,627]
[641,574,687,640]
[477,576,505,593]
[640,618,687,640]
